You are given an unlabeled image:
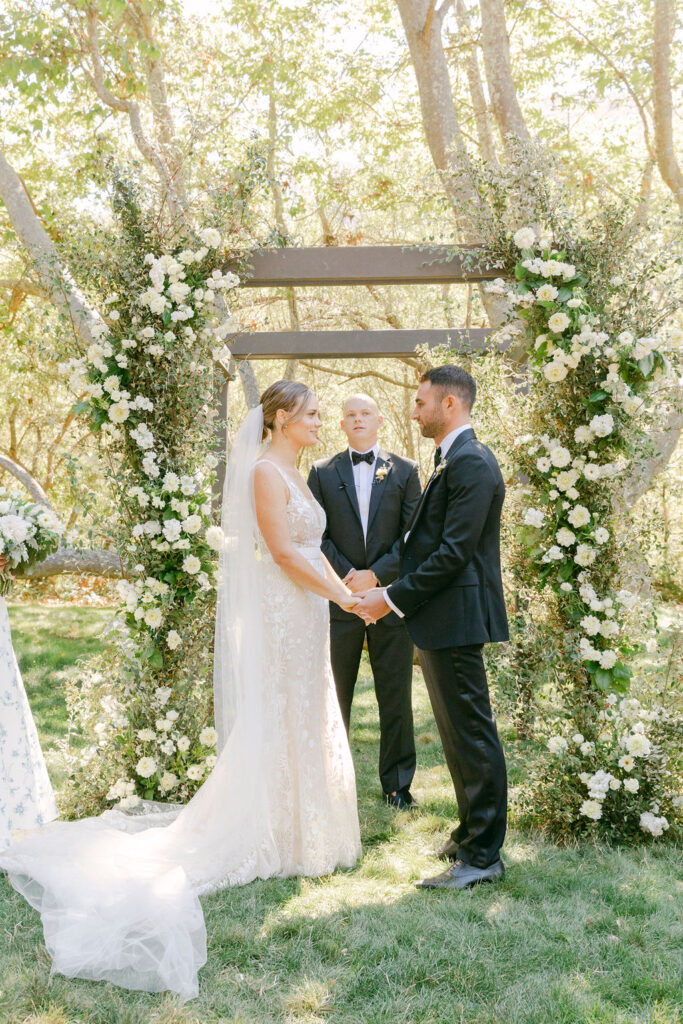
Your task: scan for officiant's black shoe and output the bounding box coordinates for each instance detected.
[436,839,459,862]
[384,787,418,810]
[416,858,504,891]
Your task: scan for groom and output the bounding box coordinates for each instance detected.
[357,366,509,890]
[308,393,422,808]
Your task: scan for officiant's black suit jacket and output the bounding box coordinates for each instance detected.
[387,428,509,650]
[308,449,421,623]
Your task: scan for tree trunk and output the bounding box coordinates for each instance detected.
[652,0,683,210]
[478,0,531,147]
[455,0,498,165]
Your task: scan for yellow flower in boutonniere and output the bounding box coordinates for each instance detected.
[375,465,389,482]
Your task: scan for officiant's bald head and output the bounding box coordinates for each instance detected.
[341,393,383,451]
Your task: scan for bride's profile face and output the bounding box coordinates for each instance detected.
[281,393,322,448]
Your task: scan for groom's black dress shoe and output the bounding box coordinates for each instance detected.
[416,858,504,891]
[384,787,418,810]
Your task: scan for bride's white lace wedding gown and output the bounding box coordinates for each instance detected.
[0,597,58,852]
[0,462,360,1001]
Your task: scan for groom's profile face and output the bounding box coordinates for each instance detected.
[411,380,448,439]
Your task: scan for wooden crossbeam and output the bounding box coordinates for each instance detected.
[237,245,496,288]
[229,328,492,360]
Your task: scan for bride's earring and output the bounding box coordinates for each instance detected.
[282,423,288,434]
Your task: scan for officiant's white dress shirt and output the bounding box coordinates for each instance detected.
[349,443,380,540]
[382,424,471,618]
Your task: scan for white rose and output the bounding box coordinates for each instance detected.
[163,519,182,543]
[159,771,179,791]
[136,728,156,742]
[513,227,535,249]
[205,525,223,550]
[180,475,196,496]
[556,527,576,547]
[625,732,651,757]
[599,649,617,670]
[543,545,564,561]
[108,402,130,424]
[580,799,602,820]
[548,312,570,334]
[560,582,573,592]
[136,756,157,778]
[536,284,558,301]
[149,294,167,315]
[155,686,172,705]
[199,727,218,747]
[547,736,568,756]
[177,736,191,753]
[639,812,668,836]
[199,228,222,248]
[581,615,601,636]
[549,447,571,469]
[594,527,610,544]
[623,777,639,792]
[182,554,201,575]
[166,630,182,650]
[599,620,619,638]
[144,607,163,629]
[182,514,202,535]
[543,360,568,383]
[574,426,594,445]
[536,456,552,473]
[572,733,584,744]
[575,544,596,567]
[589,414,615,437]
[567,505,590,528]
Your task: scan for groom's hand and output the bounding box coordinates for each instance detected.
[356,588,391,625]
[343,568,378,594]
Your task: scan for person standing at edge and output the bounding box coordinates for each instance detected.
[308,394,422,809]
[355,366,509,889]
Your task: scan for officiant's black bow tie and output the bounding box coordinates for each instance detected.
[352,450,375,466]
[434,447,442,470]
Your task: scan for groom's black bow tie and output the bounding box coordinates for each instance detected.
[352,450,375,466]
[434,447,442,470]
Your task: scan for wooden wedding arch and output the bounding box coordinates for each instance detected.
[215,243,499,495]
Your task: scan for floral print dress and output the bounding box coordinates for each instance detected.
[0,597,58,851]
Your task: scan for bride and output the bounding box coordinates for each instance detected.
[0,380,362,1001]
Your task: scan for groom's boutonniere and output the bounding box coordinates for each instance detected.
[375,464,389,483]
[433,459,447,478]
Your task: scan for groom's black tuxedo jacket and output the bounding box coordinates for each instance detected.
[387,428,509,651]
[308,449,421,623]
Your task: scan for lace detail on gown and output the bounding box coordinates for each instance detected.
[0,466,360,1000]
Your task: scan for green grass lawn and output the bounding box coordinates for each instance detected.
[1,605,681,1024]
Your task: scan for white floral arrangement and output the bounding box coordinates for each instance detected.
[0,488,65,595]
[61,225,239,803]
[545,694,682,839]
[494,226,674,695]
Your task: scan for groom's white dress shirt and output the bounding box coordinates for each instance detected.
[382,424,471,618]
[349,443,380,541]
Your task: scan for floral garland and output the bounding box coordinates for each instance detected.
[65,227,239,807]
[488,226,682,840]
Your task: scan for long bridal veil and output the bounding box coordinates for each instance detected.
[0,404,282,1001]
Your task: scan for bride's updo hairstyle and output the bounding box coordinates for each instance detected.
[260,380,314,441]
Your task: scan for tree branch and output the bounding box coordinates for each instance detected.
[0,453,51,506]
[83,9,186,212]
[19,547,127,579]
[478,0,531,147]
[0,146,106,349]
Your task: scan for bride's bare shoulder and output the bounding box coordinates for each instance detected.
[254,459,289,498]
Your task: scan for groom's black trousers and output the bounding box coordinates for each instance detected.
[418,644,507,868]
[330,617,416,795]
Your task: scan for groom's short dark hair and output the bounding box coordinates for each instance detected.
[420,365,476,410]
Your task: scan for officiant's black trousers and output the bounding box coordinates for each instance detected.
[418,644,507,868]
[330,618,416,795]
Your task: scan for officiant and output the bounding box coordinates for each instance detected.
[308,394,422,808]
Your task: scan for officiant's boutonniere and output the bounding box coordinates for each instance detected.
[375,464,389,483]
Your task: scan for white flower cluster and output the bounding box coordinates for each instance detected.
[0,490,65,587]
[547,695,675,835]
